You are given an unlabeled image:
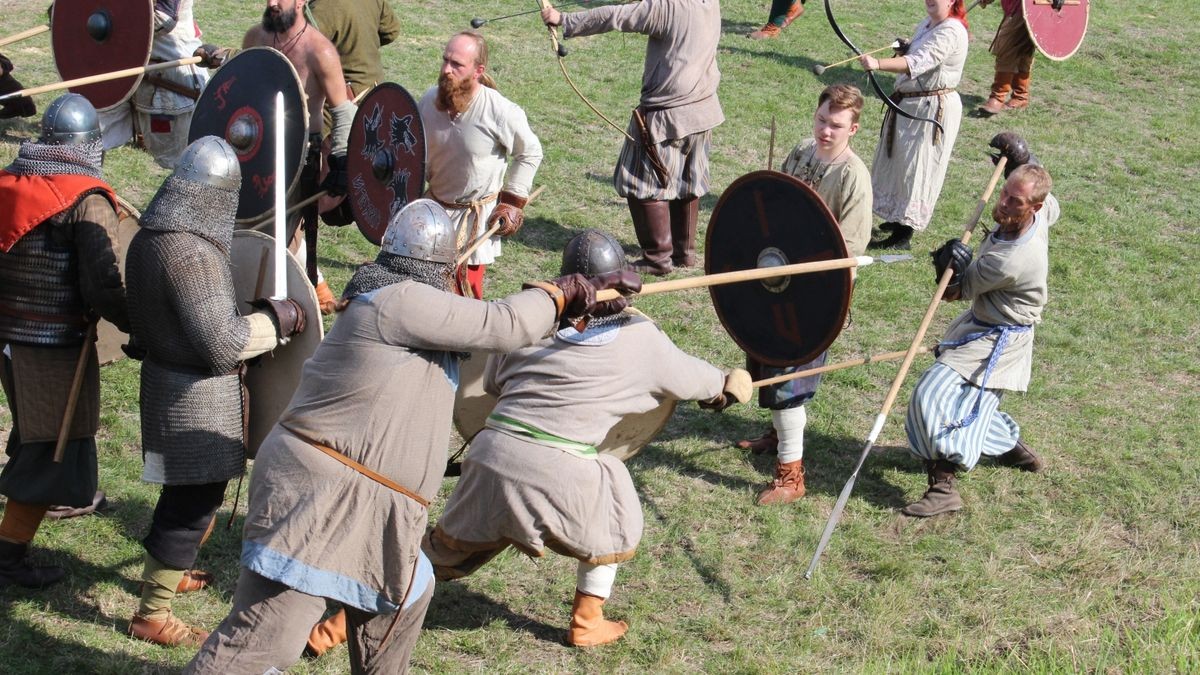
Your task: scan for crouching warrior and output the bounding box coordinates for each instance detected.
[0,94,128,588]
[125,136,306,647]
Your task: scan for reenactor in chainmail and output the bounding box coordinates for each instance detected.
[0,93,128,590]
[124,136,307,647]
[186,201,640,674]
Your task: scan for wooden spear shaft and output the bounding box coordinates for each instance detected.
[803,156,1008,580]
[595,255,873,302]
[0,56,204,102]
[53,321,97,463]
[752,346,931,389]
[0,24,49,49]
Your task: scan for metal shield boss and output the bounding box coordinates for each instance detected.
[188,48,308,224]
[228,230,324,458]
[346,83,426,245]
[705,170,852,367]
[1022,0,1089,61]
[51,0,154,110]
[95,195,142,365]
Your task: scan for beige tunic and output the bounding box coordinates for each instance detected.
[433,314,725,563]
[418,86,542,265]
[871,17,968,230]
[241,283,555,612]
[939,195,1059,391]
[780,138,873,257]
[562,0,724,143]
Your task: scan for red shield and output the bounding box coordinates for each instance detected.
[1022,0,1090,61]
[346,83,426,245]
[705,171,852,367]
[51,0,153,110]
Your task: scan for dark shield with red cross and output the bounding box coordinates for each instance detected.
[51,0,153,110]
[188,47,308,224]
[705,170,852,367]
[1022,0,1090,61]
[345,83,426,245]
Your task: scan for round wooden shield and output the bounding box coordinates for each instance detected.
[229,230,324,459]
[189,48,308,225]
[96,194,141,365]
[346,83,425,245]
[452,313,677,463]
[705,170,852,367]
[1023,0,1089,61]
[51,0,153,111]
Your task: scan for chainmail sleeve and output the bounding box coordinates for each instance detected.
[165,243,252,374]
[66,193,129,332]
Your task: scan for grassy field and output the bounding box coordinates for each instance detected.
[1,0,1198,672]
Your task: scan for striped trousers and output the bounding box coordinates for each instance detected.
[905,362,1020,471]
[614,126,712,201]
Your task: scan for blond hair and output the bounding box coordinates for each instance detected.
[818,84,865,124]
[1010,164,1052,203]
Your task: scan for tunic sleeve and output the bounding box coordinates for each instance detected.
[959,248,1017,300]
[834,162,873,257]
[376,285,556,353]
[904,22,967,78]
[561,0,665,39]
[778,142,808,175]
[641,323,725,402]
[378,1,400,45]
[498,102,543,197]
[69,194,129,332]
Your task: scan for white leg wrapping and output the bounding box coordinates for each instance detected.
[576,562,618,599]
[772,406,807,464]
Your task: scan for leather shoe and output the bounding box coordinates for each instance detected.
[128,612,209,648]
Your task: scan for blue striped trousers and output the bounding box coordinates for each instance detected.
[905,362,1021,471]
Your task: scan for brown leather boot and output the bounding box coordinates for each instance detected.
[627,198,673,275]
[978,71,1014,116]
[305,609,348,658]
[567,591,628,647]
[736,426,778,455]
[128,612,209,648]
[669,197,699,268]
[315,280,336,315]
[756,459,805,505]
[1006,71,1031,110]
[0,541,65,589]
[175,569,214,594]
[995,438,1044,472]
[780,1,805,28]
[901,460,962,517]
[747,23,782,40]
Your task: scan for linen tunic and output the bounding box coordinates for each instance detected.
[433,314,725,563]
[871,17,968,230]
[417,86,542,266]
[309,0,400,95]
[241,283,555,613]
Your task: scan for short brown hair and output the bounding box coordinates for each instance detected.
[1009,164,1052,203]
[449,31,496,89]
[818,84,865,124]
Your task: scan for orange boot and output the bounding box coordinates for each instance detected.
[978,71,1014,116]
[305,609,348,658]
[1006,71,1031,110]
[567,591,628,647]
[315,280,336,315]
[756,459,806,505]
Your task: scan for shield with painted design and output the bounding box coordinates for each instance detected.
[705,170,852,367]
[346,83,425,245]
[1022,0,1089,61]
[188,47,308,224]
[51,0,153,111]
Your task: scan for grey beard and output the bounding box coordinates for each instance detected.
[6,138,103,178]
[342,251,454,299]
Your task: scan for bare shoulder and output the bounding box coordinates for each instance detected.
[243,25,268,48]
[302,27,342,72]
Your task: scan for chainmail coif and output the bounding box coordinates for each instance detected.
[5,138,103,178]
[342,251,454,299]
[141,175,239,254]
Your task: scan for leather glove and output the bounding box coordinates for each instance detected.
[194,44,231,69]
[251,297,307,341]
[699,369,753,411]
[586,269,641,318]
[894,38,911,56]
[524,270,642,323]
[487,191,528,237]
[320,153,348,197]
[930,238,973,287]
[988,132,1037,178]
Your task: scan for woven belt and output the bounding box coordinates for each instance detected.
[427,189,498,251]
[286,427,429,508]
[883,88,955,157]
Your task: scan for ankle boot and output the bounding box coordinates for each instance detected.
[567,590,628,647]
[902,460,962,517]
[305,609,349,657]
[627,198,673,275]
[995,438,1044,472]
[756,459,805,505]
[0,540,65,589]
[669,197,699,268]
[1006,72,1031,110]
[736,426,778,455]
[128,611,209,648]
[978,71,1014,116]
[867,223,912,250]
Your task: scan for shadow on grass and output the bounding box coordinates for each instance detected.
[422,580,563,645]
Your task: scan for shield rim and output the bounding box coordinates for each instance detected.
[1022,0,1090,62]
[96,194,141,365]
[346,82,426,245]
[704,169,852,367]
[188,47,309,225]
[51,0,154,111]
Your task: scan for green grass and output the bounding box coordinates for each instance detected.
[2,0,1198,672]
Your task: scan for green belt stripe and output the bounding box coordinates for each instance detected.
[486,413,599,458]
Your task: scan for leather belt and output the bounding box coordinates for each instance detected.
[286,427,430,508]
[883,88,955,157]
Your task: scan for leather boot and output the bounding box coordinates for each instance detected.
[45,490,107,520]
[128,612,209,648]
[978,71,1014,116]
[567,590,628,647]
[901,460,962,517]
[669,197,699,268]
[0,540,65,589]
[175,569,214,594]
[305,609,348,658]
[867,223,912,250]
[627,198,673,275]
[315,280,336,315]
[756,459,805,505]
[736,426,778,455]
[1006,71,1031,110]
[780,1,805,28]
[995,438,1044,472]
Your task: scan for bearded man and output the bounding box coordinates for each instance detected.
[0,93,127,588]
[902,138,1056,517]
[417,31,543,300]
